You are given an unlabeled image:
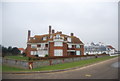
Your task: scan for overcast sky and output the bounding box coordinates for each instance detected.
[1,0,119,50]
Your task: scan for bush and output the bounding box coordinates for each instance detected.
[28,57,39,61]
[45,54,49,57]
[22,53,26,57]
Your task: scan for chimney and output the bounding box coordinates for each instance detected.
[59,31,62,34]
[71,33,74,36]
[28,30,31,41]
[52,29,55,34]
[49,25,52,34]
[49,25,52,38]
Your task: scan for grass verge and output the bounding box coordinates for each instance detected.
[3,56,117,72]
[4,56,28,61]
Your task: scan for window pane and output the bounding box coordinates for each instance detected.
[54,42,63,46]
[76,51,81,55]
[54,49,63,56]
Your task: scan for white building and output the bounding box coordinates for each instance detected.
[84,42,116,55]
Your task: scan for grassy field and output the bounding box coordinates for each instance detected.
[4,55,28,60]
[2,56,117,72]
[3,64,24,72]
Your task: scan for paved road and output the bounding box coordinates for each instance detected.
[2,57,119,79]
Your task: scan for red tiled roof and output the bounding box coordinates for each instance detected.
[18,48,24,51]
[107,45,114,49]
[28,32,83,44]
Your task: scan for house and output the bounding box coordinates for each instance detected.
[18,48,25,54]
[106,45,116,54]
[84,42,116,55]
[26,25,84,57]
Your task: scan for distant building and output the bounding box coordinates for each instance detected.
[25,25,84,57]
[18,48,25,54]
[106,45,116,54]
[84,42,116,55]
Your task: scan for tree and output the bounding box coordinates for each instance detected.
[8,46,12,53]
[11,47,20,55]
[2,46,8,57]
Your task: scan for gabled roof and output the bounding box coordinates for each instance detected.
[107,45,115,49]
[28,32,83,44]
[18,48,24,51]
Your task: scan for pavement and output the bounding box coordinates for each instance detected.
[2,57,119,79]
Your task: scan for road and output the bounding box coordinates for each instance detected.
[2,57,119,79]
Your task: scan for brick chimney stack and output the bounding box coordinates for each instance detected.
[59,31,62,34]
[52,29,55,34]
[71,33,74,36]
[28,30,31,42]
[49,25,52,38]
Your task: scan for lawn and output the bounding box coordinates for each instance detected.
[32,56,117,71]
[2,64,25,72]
[4,55,28,60]
[2,56,117,72]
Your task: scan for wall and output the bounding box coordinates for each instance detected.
[2,54,109,69]
[2,59,28,69]
[33,55,108,68]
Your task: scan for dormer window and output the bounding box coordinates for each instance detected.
[43,37,47,40]
[56,34,60,39]
[50,35,52,39]
[67,37,71,42]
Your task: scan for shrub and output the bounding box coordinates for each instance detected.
[45,54,49,57]
[28,57,39,61]
[22,53,26,57]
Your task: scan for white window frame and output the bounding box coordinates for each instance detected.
[56,34,60,38]
[31,51,37,55]
[76,51,81,55]
[31,45,37,48]
[68,44,72,48]
[43,37,47,40]
[54,49,63,56]
[76,44,80,48]
[67,37,71,42]
[54,42,63,46]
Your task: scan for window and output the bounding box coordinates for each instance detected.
[37,44,41,47]
[31,45,37,48]
[50,35,52,38]
[41,43,45,49]
[31,51,37,55]
[76,44,80,48]
[33,38,35,40]
[43,37,47,40]
[76,51,81,55]
[67,37,71,42]
[72,45,75,48]
[56,34,60,39]
[45,44,48,47]
[54,42,63,46]
[54,49,63,56]
[68,44,72,48]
